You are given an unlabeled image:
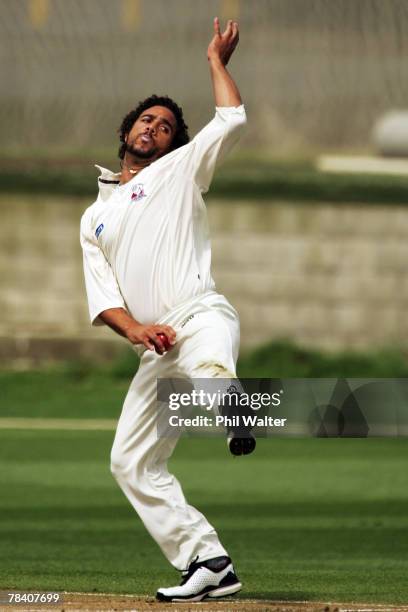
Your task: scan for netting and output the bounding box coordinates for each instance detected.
[1,0,408,155]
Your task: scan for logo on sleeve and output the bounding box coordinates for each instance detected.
[95,223,104,238]
[131,184,146,202]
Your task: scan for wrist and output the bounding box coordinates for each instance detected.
[208,54,225,68]
[121,317,140,339]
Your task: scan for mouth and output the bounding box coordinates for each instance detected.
[139,134,154,145]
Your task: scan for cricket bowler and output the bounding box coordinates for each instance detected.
[80,17,253,602]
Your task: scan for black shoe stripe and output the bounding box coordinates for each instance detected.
[218,571,240,587]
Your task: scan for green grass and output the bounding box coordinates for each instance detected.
[1,431,407,603]
[0,367,129,420]
[2,155,408,203]
[237,340,408,378]
[1,341,408,420]
[214,157,408,205]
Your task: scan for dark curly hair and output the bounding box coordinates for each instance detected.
[118,94,189,160]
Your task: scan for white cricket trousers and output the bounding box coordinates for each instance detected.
[110,295,240,570]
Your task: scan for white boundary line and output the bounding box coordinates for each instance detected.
[0,418,117,430]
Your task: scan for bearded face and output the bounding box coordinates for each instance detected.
[124,105,177,162]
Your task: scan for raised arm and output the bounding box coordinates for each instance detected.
[207,17,241,107]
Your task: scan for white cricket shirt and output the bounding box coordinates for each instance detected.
[80,105,246,327]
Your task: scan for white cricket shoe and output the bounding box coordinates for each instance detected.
[156,555,242,602]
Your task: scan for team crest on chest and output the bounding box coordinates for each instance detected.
[130,183,146,203]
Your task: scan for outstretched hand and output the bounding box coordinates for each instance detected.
[207,17,239,66]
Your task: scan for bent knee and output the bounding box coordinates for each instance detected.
[191,360,236,379]
[110,446,133,479]
[110,442,149,480]
[110,448,124,478]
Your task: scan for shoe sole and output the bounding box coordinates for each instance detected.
[207,581,243,598]
[228,436,256,456]
[167,581,242,602]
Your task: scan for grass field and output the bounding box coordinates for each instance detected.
[1,429,408,604]
[1,343,408,606]
[2,341,408,421]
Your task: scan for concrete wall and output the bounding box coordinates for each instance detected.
[210,202,408,351]
[1,194,407,363]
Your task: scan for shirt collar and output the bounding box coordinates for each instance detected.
[95,164,121,185]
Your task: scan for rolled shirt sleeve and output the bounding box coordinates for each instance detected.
[191,104,247,193]
[80,210,126,326]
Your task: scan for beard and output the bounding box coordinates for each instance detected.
[125,139,158,160]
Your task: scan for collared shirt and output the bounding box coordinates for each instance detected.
[80,105,246,326]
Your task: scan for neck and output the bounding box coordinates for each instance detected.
[119,155,151,185]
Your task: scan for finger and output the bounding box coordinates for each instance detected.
[156,331,175,346]
[224,19,233,36]
[162,326,177,344]
[154,325,176,344]
[232,21,239,39]
[150,332,165,353]
[143,337,155,351]
[145,331,163,352]
[213,16,221,36]
[230,35,239,51]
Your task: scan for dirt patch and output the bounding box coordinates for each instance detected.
[5,593,408,612]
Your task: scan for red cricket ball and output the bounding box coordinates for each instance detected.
[156,332,171,353]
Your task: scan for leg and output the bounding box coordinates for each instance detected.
[176,308,239,377]
[156,308,244,601]
[110,347,227,571]
[175,309,256,454]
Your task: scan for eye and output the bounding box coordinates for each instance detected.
[160,125,169,133]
